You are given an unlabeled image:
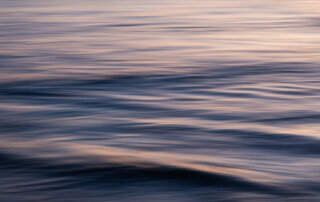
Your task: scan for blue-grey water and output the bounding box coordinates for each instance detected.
[0,0,320,201]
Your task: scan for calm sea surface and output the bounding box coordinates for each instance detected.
[0,0,320,201]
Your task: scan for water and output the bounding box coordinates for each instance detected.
[0,0,320,201]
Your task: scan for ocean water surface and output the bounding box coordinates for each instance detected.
[0,0,320,201]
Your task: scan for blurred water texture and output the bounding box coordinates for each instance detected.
[0,0,320,201]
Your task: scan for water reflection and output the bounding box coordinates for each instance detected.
[0,0,320,201]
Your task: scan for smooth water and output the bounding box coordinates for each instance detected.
[0,0,320,201]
